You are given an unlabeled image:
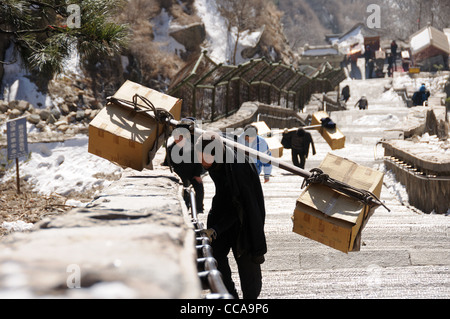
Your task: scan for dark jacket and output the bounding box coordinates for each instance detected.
[391,41,398,56]
[341,85,350,101]
[412,90,430,106]
[281,130,316,157]
[206,146,267,259]
[355,97,368,109]
[167,136,203,186]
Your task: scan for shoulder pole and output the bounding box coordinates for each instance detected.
[167,119,389,212]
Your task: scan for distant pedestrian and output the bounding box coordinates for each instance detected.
[412,83,430,106]
[341,85,350,103]
[391,40,398,59]
[238,124,272,183]
[355,96,368,110]
[281,128,316,169]
[387,54,394,77]
[367,59,375,79]
[364,45,373,64]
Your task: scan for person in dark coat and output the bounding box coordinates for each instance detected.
[166,119,204,214]
[282,128,316,169]
[341,85,350,103]
[364,45,373,63]
[391,40,398,59]
[387,53,394,77]
[195,131,267,299]
[367,59,375,79]
[390,40,398,71]
[355,96,369,110]
[412,83,430,106]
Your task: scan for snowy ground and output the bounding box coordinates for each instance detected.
[393,72,450,95]
[1,134,122,206]
[0,28,120,211]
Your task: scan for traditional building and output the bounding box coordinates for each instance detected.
[410,25,450,71]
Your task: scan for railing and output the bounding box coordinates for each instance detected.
[168,51,347,122]
[383,155,450,214]
[185,186,234,299]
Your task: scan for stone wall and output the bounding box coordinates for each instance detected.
[382,105,450,214]
[0,166,201,298]
[205,101,307,132]
[384,155,449,214]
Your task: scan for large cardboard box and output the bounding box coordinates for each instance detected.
[311,111,345,150]
[88,81,182,171]
[292,153,384,253]
[251,121,283,158]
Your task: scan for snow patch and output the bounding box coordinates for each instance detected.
[151,9,186,55]
[2,221,34,232]
[1,42,84,108]
[0,135,122,199]
[353,114,400,126]
[194,0,263,64]
[1,44,52,108]
[380,164,409,205]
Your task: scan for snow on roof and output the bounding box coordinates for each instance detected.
[410,25,450,55]
[333,23,380,45]
[328,23,381,55]
[302,48,340,56]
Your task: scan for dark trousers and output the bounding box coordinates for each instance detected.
[211,228,262,299]
[183,178,204,213]
[191,178,204,213]
[291,149,306,169]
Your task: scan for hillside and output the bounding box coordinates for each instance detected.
[278,0,450,49]
[2,0,295,107]
[84,0,294,99]
[2,0,450,111]
[278,0,378,48]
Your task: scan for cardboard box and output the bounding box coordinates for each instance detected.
[292,153,384,253]
[265,137,283,158]
[88,81,182,171]
[311,111,345,150]
[251,121,283,158]
[375,50,386,60]
[251,121,271,136]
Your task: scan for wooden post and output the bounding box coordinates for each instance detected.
[16,158,20,194]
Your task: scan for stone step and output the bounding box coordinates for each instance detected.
[329,109,410,127]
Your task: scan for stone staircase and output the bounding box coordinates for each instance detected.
[200,78,450,299]
[201,146,450,299]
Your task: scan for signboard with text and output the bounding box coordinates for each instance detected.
[7,117,28,160]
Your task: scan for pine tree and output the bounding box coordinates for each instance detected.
[0,0,129,78]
